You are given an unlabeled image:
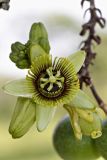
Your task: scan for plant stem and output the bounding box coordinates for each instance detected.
[79,0,107,113]
[0,0,10,10]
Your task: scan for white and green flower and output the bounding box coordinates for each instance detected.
[3,45,104,139]
[3,22,105,140]
[4,48,103,139]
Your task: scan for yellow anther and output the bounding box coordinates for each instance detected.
[47,83,53,91]
[56,81,62,88]
[91,131,102,139]
[55,70,61,77]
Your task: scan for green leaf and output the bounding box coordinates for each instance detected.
[69,90,95,109]
[68,50,86,73]
[3,79,35,97]
[36,105,56,132]
[9,97,36,138]
[30,44,47,63]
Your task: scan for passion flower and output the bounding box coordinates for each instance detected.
[4,54,79,106]
[4,21,101,139]
[27,54,79,106]
[3,51,84,138]
[4,49,103,140]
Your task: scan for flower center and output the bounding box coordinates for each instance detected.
[38,67,65,98]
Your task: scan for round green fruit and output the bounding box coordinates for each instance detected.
[94,121,107,160]
[53,116,100,160]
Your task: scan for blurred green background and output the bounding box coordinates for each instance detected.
[0,1,107,159]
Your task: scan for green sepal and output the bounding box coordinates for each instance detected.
[30,44,47,63]
[29,22,50,53]
[9,97,36,138]
[70,90,95,109]
[68,50,86,73]
[2,79,35,97]
[36,105,56,132]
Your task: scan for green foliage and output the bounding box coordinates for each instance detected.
[53,117,100,160]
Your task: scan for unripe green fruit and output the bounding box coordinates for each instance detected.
[53,117,100,160]
[94,121,107,160]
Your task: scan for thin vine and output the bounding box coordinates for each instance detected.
[79,0,107,113]
[0,0,10,10]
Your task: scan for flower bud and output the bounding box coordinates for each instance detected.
[9,23,51,69]
[29,23,50,53]
[16,59,30,69]
[9,97,36,138]
[29,23,48,42]
[9,42,30,69]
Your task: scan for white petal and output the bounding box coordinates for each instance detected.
[70,90,95,109]
[68,50,86,73]
[36,105,56,131]
[3,79,35,97]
